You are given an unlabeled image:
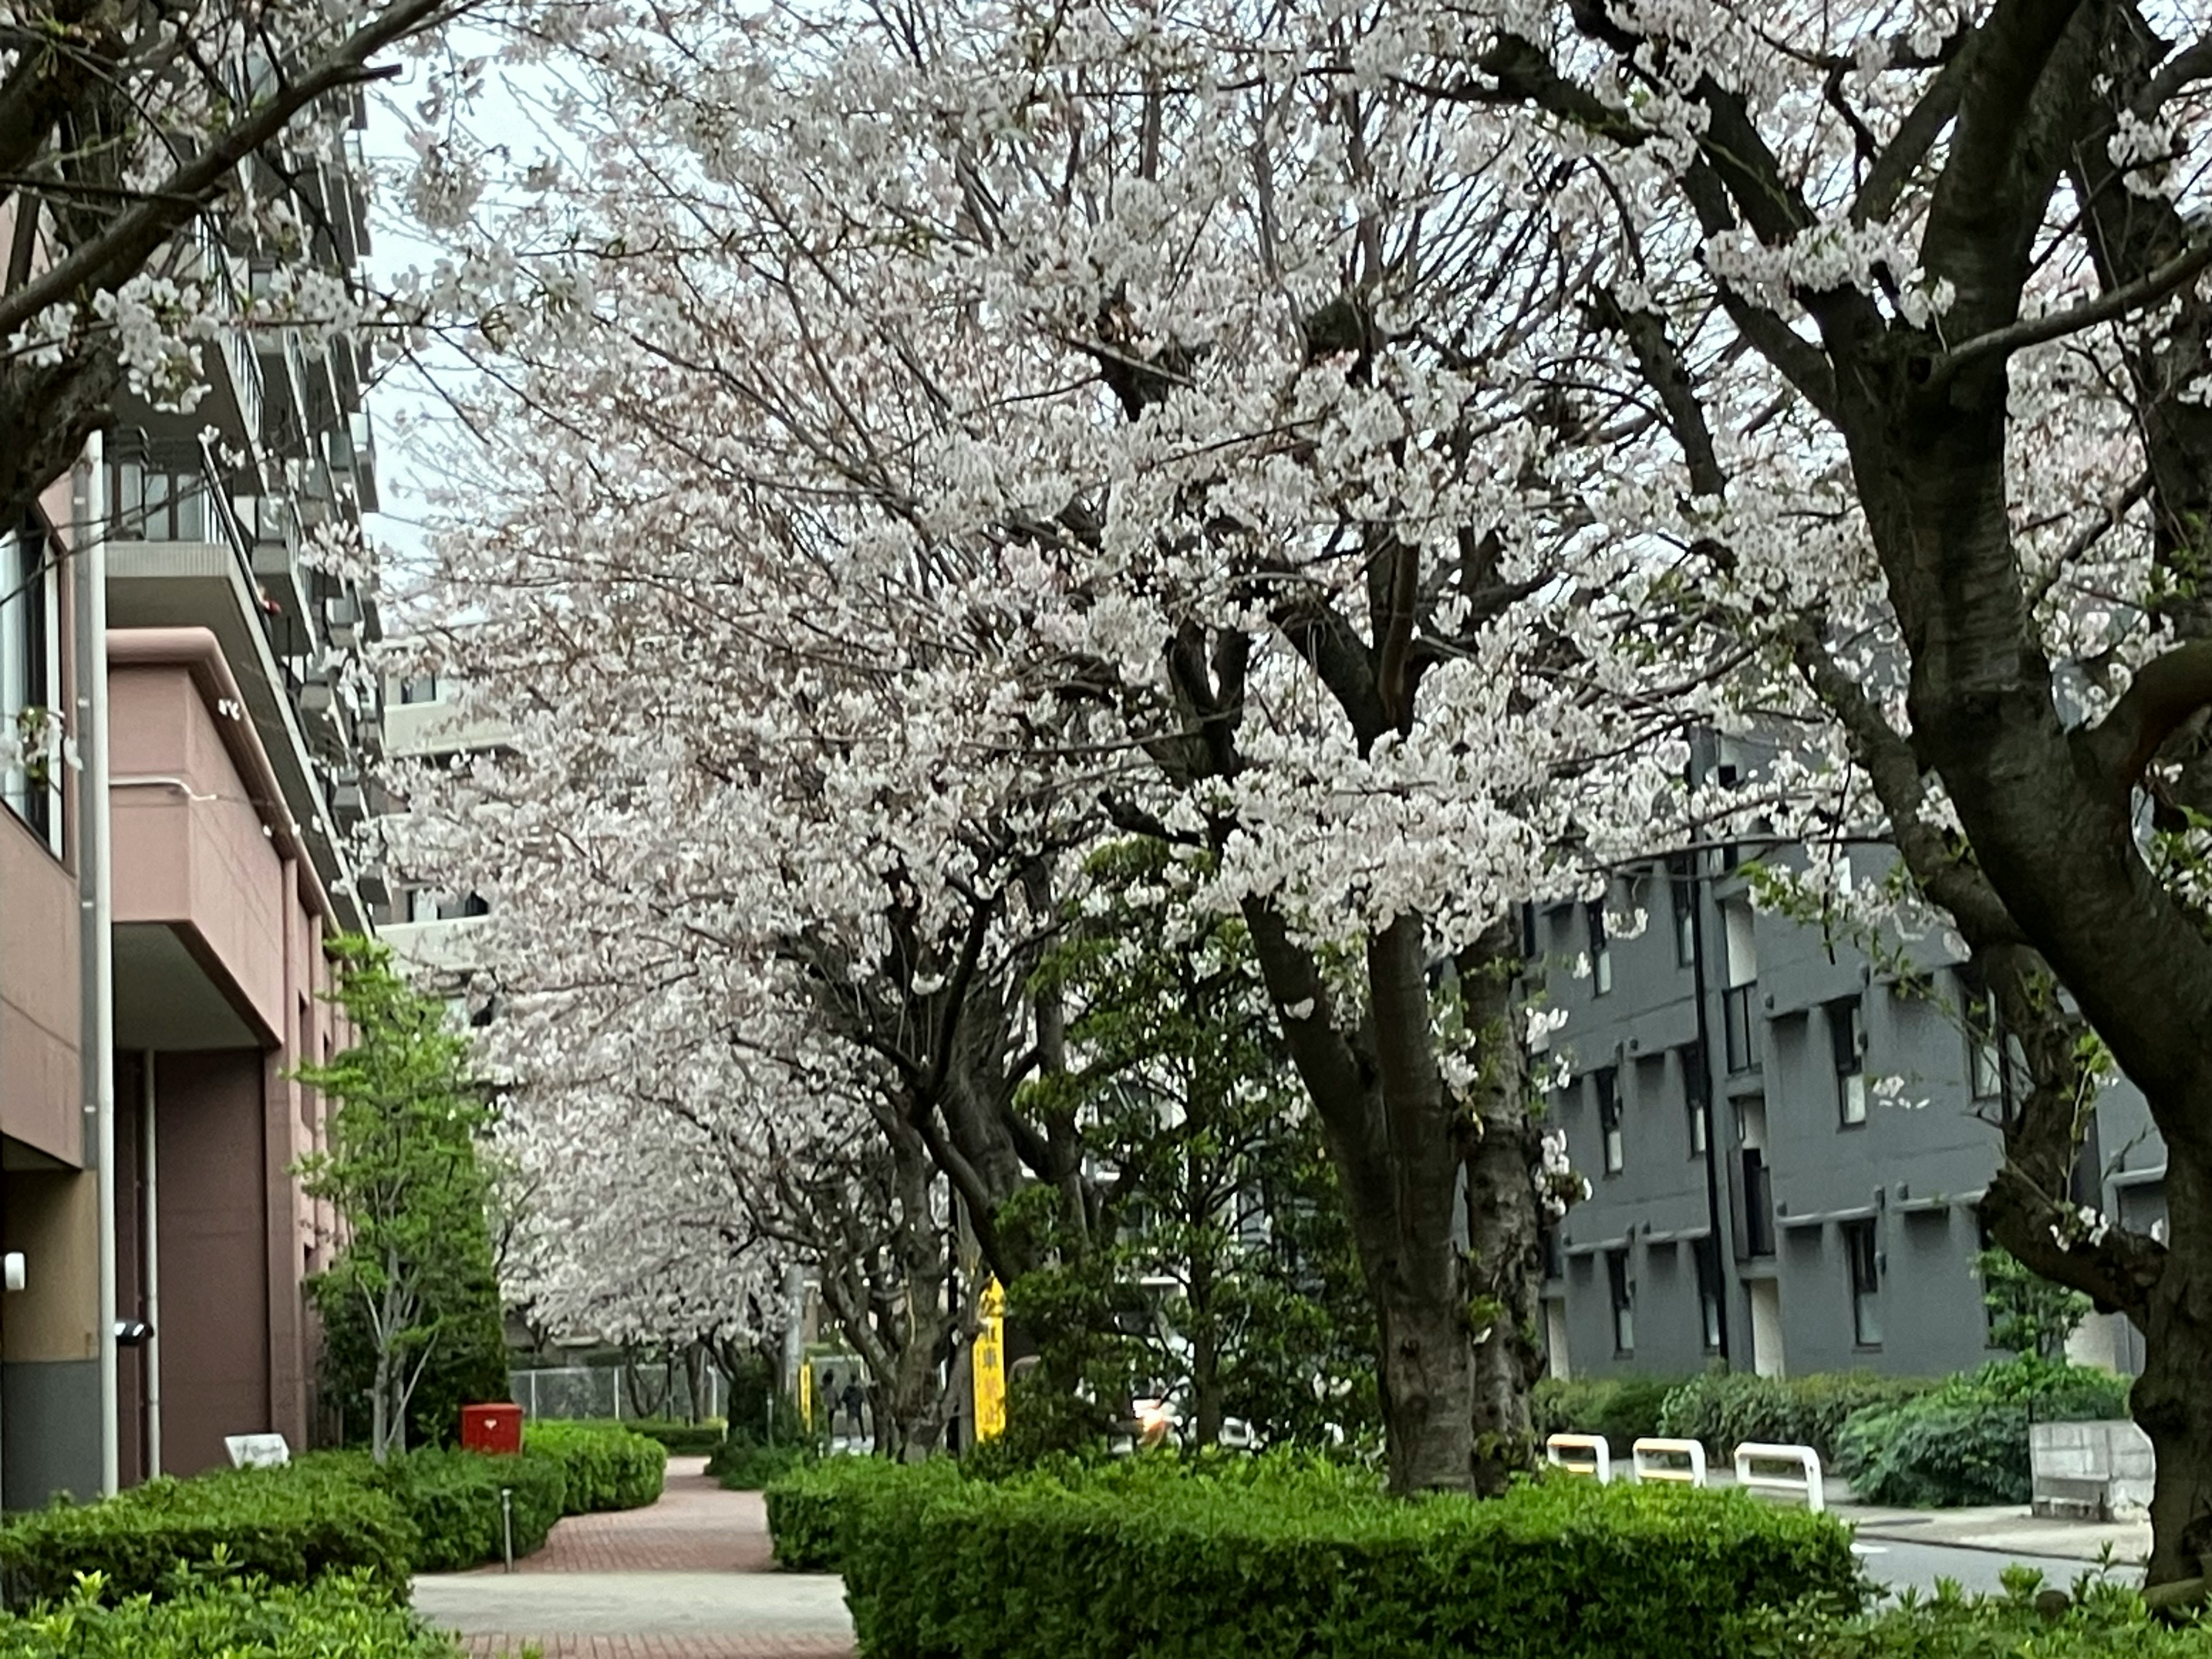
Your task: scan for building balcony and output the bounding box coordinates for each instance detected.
[381,914,490,977]
[384,691,513,760]
[104,438,370,934]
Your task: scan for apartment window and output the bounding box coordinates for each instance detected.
[1683,1042,1709,1157]
[1694,1237,1724,1353]
[1668,855,1696,967]
[1596,1067,1623,1174]
[402,674,444,705]
[1605,1248,1635,1354]
[1830,996,1868,1126]
[1966,990,2003,1101]
[1844,1219,1882,1347]
[1,525,62,855]
[1586,895,1612,995]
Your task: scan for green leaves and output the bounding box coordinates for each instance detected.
[790,1454,1859,1658]
[291,937,502,1459]
[521,1422,667,1512]
[1834,1361,2133,1508]
[0,1570,460,1659]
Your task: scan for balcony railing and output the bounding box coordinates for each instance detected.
[1723,983,1762,1073]
[109,437,257,598]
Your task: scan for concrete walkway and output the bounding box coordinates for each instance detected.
[411,1457,854,1659]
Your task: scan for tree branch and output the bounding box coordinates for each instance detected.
[1934,232,2212,383]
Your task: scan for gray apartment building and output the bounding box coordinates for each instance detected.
[1530,806,2168,1386]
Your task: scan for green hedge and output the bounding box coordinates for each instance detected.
[1756,1574,2212,1656]
[0,1570,460,1659]
[711,1442,812,1492]
[763,1457,954,1572]
[362,1449,567,1572]
[628,1420,725,1456]
[1656,1371,1936,1464]
[0,1461,414,1608]
[1836,1361,2133,1508]
[1531,1375,1685,1455]
[523,1422,666,1511]
[770,1455,1857,1657]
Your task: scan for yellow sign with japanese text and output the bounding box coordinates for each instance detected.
[972,1278,1007,1441]
[798,1359,814,1430]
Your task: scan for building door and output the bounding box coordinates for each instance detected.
[1748,1279,1786,1378]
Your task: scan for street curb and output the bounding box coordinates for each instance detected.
[1850,1525,2147,1567]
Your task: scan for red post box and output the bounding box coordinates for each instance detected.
[460,1402,522,1455]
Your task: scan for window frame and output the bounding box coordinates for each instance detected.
[1682,1042,1709,1158]
[1605,1248,1635,1355]
[1668,855,1696,967]
[1830,995,1868,1128]
[1843,1219,1882,1348]
[1586,895,1612,995]
[1595,1067,1623,1175]
[1,522,65,858]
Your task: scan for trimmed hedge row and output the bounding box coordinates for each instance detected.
[763,1457,959,1572]
[0,1570,461,1659]
[770,1455,1859,1658]
[0,1460,414,1608]
[363,1449,568,1572]
[524,1422,667,1512]
[544,1419,725,1457]
[1656,1370,1936,1464]
[0,1444,593,1605]
[1758,1575,2212,1657]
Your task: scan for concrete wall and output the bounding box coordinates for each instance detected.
[0,812,81,1163]
[1,1169,103,1503]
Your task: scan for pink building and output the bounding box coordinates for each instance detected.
[1,147,383,1500]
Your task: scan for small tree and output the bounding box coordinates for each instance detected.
[1976,1248,2093,1365]
[1006,840,1377,1454]
[297,937,501,1460]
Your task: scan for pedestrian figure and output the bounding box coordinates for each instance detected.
[842,1376,867,1440]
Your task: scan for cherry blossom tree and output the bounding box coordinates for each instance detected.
[1411,0,2212,1580]
[0,0,479,529]
[378,0,1714,1497]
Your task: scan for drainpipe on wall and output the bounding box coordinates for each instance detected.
[142,1049,160,1478]
[75,432,118,1495]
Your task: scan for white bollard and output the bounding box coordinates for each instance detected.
[1733,1442,1825,1512]
[1631,1437,1709,1487]
[1545,1433,1612,1483]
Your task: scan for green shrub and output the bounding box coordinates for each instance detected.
[1836,1361,2134,1508]
[0,1461,414,1608]
[0,1569,460,1659]
[763,1457,960,1573]
[710,1442,812,1491]
[523,1422,666,1512]
[1657,1371,1937,1464]
[821,1454,1857,1658]
[1531,1374,1683,1455]
[1755,1573,2212,1656]
[363,1449,567,1571]
[627,1420,726,1456]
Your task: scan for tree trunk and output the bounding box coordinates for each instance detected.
[371,1343,392,1464]
[2134,1155,2212,1585]
[1457,921,1544,1496]
[1189,1247,1224,1449]
[1244,906,1479,1493]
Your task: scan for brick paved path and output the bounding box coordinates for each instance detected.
[500,1464,776,1574]
[414,1457,854,1659]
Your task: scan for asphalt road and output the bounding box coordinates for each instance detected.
[1853,1539,2139,1598]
